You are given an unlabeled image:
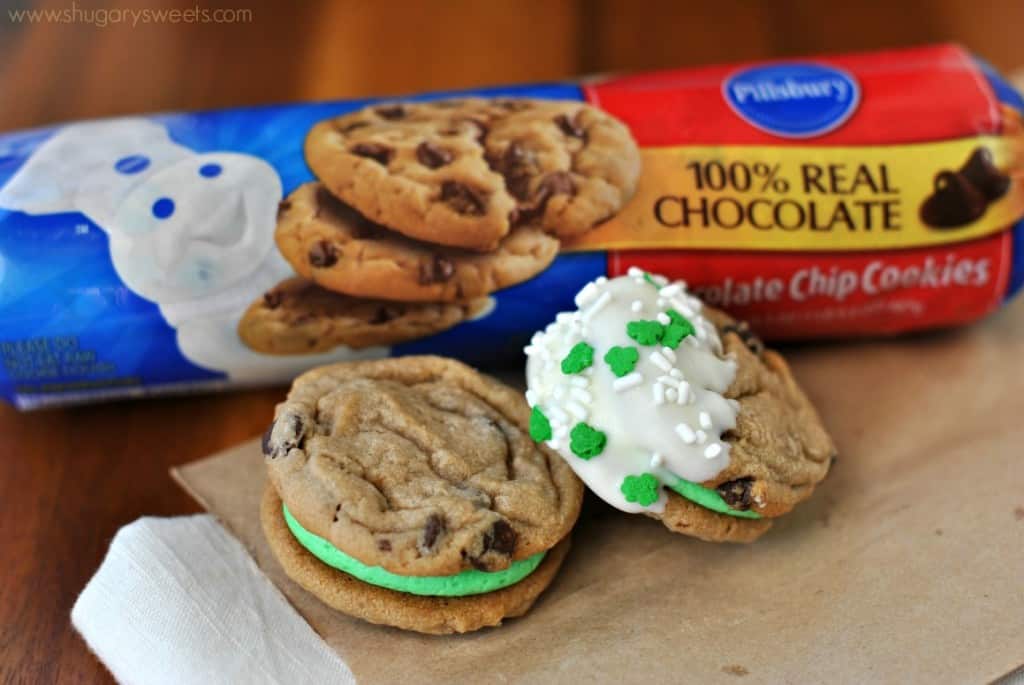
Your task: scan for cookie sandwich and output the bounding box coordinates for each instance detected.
[525,269,835,542]
[261,357,584,633]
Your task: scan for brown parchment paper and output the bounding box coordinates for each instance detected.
[172,297,1024,684]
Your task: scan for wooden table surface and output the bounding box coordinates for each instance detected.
[1,0,1023,681]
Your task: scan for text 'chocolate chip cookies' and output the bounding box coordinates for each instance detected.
[261,357,583,634]
[240,97,640,355]
[525,269,836,543]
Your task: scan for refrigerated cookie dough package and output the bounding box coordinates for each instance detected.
[1,44,1022,407]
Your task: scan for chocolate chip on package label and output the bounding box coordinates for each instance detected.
[350,142,393,166]
[416,141,454,169]
[374,105,406,120]
[960,147,1010,202]
[418,255,455,284]
[440,181,487,215]
[920,170,987,229]
[308,240,338,268]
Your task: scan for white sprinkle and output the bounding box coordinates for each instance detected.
[661,346,676,362]
[631,300,644,313]
[569,376,589,388]
[650,452,664,468]
[565,401,587,420]
[704,443,723,459]
[685,335,700,348]
[656,375,679,388]
[523,345,537,356]
[659,283,682,298]
[582,291,613,322]
[675,423,696,444]
[652,274,669,286]
[574,282,600,308]
[613,372,643,392]
[556,312,574,325]
[546,439,561,450]
[570,387,593,403]
[627,266,644,278]
[665,388,678,402]
[677,381,691,404]
[595,276,608,285]
[653,383,665,405]
[525,390,538,407]
[548,406,569,424]
[696,326,708,341]
[650,351,672,372]
[727,399,740,410]
[633,277,645,285]
[670,297,695,317]
[699,411,712,429]
[669,368,683,379]
[696,429,708,444]
[656,312,671,326]
[656,298,666,308]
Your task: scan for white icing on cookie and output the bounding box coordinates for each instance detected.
[525,271,737,514]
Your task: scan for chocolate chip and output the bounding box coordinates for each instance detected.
[537,170,575,197]
[418,255,455,284]
[722,322,764,356]
[483,519,517,556]
[375,105,406,120]
[332,504,341,522]
[512,171,575,226]
[260,421,275,457]
[370,305,402,324]
[308,240,337,268]
[486,141,534,200]
[440,181,486,215]
[717,478,754,510]
[494,99,533,111]
[960,146,1010,202]
[262,290,282,309]
[350,142,394,166]
[919,170,986,229]
[377,539,392,552]
[554,112,587,140]
[419,514,445,553]
[416,141,453,169]
[340,120,370,134]
[276,200,292,219]
[263,414,305,459]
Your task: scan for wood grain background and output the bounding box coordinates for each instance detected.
[0,0,1022,681]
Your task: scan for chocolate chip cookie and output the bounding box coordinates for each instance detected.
[275,183,558,302]
[237,277,489,354]
[261,357,583,632]
[525,271,835,544]
[305,98,640,250]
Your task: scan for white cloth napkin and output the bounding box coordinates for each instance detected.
[72,514,355,685]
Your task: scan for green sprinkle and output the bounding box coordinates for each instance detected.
[642,272,660,287]
[561,342,594,374]
[626,320,665,346]
[662,310,696,349]
[621,473,661,506]
[603,346,639,377]
[529,406,552,442]
[569,422,606,459]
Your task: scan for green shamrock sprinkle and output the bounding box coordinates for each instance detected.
[661,310,696,349]
[626,320,665,346]
[642,272,660,288]
[569,422,607,460]
[561,342,594,374]
[529,406,552,442]
[603,346,639,377]
[621,473,661,506]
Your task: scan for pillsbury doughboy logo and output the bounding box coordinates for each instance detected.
[723,62,860,138]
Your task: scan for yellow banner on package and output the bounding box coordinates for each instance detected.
[565,135,1024,252]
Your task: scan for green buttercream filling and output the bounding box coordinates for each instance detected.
[283,505,546,596]
[667,479,763,519]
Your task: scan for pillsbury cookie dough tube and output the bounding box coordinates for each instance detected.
[1,44,1022,407]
